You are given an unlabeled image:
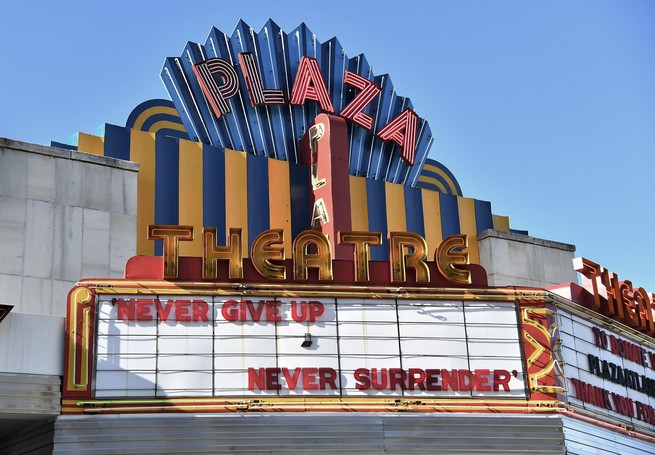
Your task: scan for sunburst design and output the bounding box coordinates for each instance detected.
[161,19,435,187]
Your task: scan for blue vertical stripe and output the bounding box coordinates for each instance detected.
[289,163,311,239]
[247,154,271,248]
[404,186,425,238]
[154,136,180,255]
[474,200,494,234]
[366,178,388,261]
[103,124,130,160]
[202,144,226,243]
[439,193,460,238]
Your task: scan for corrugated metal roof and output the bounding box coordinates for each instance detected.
[562,416,655,455]
[54,413,565,454]
[0,373,61,416]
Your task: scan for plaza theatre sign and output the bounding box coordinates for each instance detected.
[162,19,436,184]
[144,224,477,286]
[61,20,559,416]
[62,230,528,406]
[192,52,420,165]
[105,296,519,396]
[61,223,553,414]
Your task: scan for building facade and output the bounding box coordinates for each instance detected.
[1,19,654,455]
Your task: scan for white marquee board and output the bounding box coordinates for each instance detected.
[94,296,526,399]
[559,310,655,430]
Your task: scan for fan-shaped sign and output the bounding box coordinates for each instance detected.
[162,19,432,186]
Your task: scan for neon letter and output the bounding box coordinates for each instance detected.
[250,229,286,280]
[293,230,333,280]
[203,227,243,279]
[339,71,381,130]
[147,225,194,279]
[436,234,471,284]
[389,232,430,283]
[290,56,334,113]
[237,52,286,106]
[193,58,239,117]
[376,108,418,165]
[339,231,382,282]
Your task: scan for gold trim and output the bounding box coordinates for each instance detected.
[78,280,551,301]
[67,287,93,390]
[63,396,563,415]
[522,307,566,394]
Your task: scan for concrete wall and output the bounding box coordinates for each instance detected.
[0,313,64,375]
[0,138,138,317]
[0,138,137,445]
[478,229,577,288]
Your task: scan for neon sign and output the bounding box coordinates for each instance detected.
[81,295,526,401]
[147,224,474,285]
[574,257,655,337]
[193,54,419,165]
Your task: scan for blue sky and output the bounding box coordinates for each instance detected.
[1,1,653,291]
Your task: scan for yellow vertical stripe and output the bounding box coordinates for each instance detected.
[77,133,104,156]
[385,182,407,232]
[225,149,249,258]
[457,196,480,264]
[130,130,156,255]
[178,139,203,256]
[349,176,369,231]
[268,158,292,257]
[421,189,442,255]
[492,215,510,232]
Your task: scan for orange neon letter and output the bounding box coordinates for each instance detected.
[251,229,286,280]
[293,230,333,281]
[436,234,471,284]
[147,225,194,279]
[339,231,382,282]
[203,227,243,279]
[389,232,430,283]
